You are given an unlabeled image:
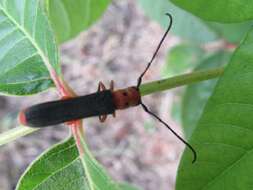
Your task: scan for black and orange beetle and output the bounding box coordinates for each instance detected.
[18,13,197,163]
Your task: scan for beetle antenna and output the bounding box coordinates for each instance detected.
[137,13,173,88]
[140,102,197,163]
[136,13,197,163]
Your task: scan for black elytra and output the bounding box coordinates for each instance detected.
[22,90,115,127]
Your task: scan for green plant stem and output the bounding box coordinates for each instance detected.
[0,67,224,146]
[140,67,224,96]
[0,126,38,146]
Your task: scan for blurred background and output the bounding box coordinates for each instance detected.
[0,0,251,189]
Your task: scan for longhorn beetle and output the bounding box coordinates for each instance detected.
[19,13,197,163]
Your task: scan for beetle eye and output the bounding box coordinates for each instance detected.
[123,92,128,96]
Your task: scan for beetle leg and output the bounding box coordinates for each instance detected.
[99,114,107,122]
[98,81,106,92]
[97,81,116,122]
[110,80,114,91]
[97,82,107,122]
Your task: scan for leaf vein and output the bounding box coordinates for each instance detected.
[0,2,55,78]
[0,27,18,43]
[200,122,253,134]
[0,52,39,76]
[201,142,247,151]
[199,146,253,190]
[32,0,39,38]
[0,37,26,63]
[33,158,80,190]
[1,77,51,85]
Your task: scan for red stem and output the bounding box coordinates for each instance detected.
[50,70,70,97]
[49,69,85,155]
[70,121,84,155]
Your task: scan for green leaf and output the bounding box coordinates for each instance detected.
[208,21,253,44]
[0,0,59,95]
[161,43,204,77]
[137,0,218,44]
[170,0,253,23]
[16,138,79,190]
[176,29,253,190]
[181,52,231,139]
[45,0,111,43]
[138,0,253,44]
[17,137,130,190]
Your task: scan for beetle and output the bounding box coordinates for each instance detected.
[18,13,197,163]
[19,82,140,127]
